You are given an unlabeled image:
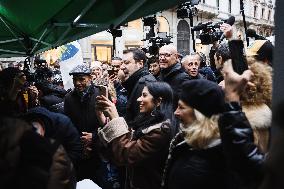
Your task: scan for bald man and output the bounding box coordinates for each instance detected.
[158,45,190,108]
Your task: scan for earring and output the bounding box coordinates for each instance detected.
[151,106,157,117]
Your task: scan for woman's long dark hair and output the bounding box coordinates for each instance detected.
[146,82,174,122]
[129,82,177,139]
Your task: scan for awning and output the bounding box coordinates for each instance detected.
[0,0,187,57]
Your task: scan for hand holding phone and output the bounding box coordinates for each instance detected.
[98,85,108,99]
[228,40,248,75]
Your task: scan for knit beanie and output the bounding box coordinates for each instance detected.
[179,80,225,117]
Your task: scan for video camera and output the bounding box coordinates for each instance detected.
[192,16,235,45]
[23,57,53,85]
[176,0,200,19]
[142,32,172,56]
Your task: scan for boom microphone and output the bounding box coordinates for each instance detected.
[246,29,266,40]
[219,16,235,41]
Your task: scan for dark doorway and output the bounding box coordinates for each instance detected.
[177,20,190,56]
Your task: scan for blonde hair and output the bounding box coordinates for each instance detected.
[183,109,220,149]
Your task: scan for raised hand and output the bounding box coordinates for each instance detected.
[220,23,233,40]
[222,59,254,102]
[96,95,119,120]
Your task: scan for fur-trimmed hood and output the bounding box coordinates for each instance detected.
[243,104,271,129]
[241,62,272,107]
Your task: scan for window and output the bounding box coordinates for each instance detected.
[92,45,112,63]
[203,0,205,3]
[254,6,258,18]
[228,0,232,13]
[262,8,265,19]
[268,10,271,20]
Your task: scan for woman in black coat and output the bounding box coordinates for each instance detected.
[161,79,233,189]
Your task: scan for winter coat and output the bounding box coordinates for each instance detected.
[24,106,82,166]
[188,73,204,80]
[163,133,232,189]
[122,68,156,123]
[98,117,172,189]
[243,104,271,153]
[114,81,128,117]
[199,66,217,82]
[37,81,67,113]
[64,84,101,135]
[64,84,103,180]
[0,117,76,189]
[218,104,265,188]
[158,63,190,109]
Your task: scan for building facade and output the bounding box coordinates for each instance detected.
[0,0,275,66]
[78,0,275,64]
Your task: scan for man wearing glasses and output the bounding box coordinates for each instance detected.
[158,45,190,108]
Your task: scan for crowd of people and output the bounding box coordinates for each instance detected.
[0,22,275,189]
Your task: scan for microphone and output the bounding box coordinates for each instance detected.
[219,16,235,41]
[246,29,266,40]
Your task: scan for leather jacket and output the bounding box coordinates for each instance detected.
[218,102,265,188]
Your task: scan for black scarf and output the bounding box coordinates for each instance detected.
[122,68,149,96]
[129,111,166,140]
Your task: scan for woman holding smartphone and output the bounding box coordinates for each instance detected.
[96,82,177,189]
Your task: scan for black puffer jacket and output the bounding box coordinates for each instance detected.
[36,81,67,113]
[158,63,189,109]
[218,104,265,188]
[23,106,82,166]
[122,68,156,123]
[163,135,233,189]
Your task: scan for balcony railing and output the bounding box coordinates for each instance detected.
[196,3,219,18]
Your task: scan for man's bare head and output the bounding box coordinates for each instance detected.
[159,45,179,69]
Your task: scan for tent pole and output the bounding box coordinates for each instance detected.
[29,38,51,46]
[0,48,26,55]
[54,0,98,46]
[0,38,24,44]
[0,16,27,50]
[112,0,147,28]
[30,27,50,54]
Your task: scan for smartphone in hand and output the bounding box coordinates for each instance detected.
[228,40,248,75]
[98,85,108,99]
[107,69,116,77]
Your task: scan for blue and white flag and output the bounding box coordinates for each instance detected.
[59,41,84,90]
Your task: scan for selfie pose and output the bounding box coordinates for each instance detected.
[96,82,177,189]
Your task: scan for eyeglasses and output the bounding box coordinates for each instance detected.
[159,53,174,58]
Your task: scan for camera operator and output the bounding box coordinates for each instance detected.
[0,67,39,116]
[52,61,64,87]
[34,67,67,113]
